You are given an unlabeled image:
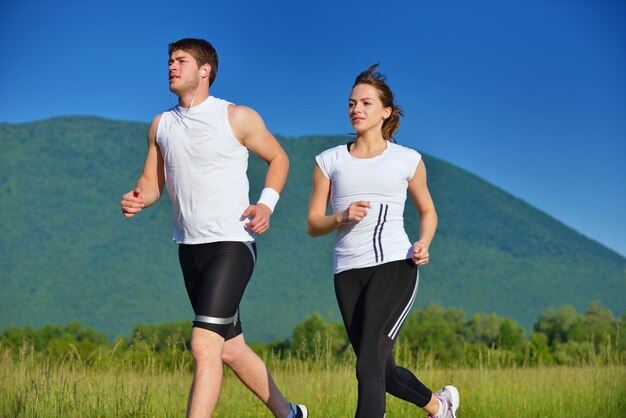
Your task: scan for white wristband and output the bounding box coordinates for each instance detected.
[257,187,280,213]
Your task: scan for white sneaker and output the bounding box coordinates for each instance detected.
[431,385,459,418]
[290,403,308,418]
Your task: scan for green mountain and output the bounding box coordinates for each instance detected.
[1,116,624,341]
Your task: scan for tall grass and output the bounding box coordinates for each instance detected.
[1,339,625,417]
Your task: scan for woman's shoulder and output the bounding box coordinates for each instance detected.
[388,141,422,159]
[315,143,349,177]
[316,143,349,159]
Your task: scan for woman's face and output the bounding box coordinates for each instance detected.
[348,83,391,136]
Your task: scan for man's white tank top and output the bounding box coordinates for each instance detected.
[315,142,422,273]
[156,96,253,244]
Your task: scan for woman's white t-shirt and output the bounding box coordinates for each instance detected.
[315,142,422,274]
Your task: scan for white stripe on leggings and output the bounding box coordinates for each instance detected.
[243,241,256,265]
[388,268,419,340]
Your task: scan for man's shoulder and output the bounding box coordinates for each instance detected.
[227,103,257,117]
[151,112,165,125]
[227,104,264,134]
[148,113,164,140]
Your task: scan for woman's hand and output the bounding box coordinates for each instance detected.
[338,201,371,224]
[412,240,430,265]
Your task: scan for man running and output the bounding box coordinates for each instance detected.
[121,38,307,418]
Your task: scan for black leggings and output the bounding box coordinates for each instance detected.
[334,259,432,418]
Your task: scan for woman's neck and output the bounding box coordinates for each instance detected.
[351,134,388,158]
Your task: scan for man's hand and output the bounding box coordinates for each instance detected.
[121,188,145,218]
[242,204,271,234]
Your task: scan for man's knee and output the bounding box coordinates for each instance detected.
[221,340,246,366]
[190,328,224,363]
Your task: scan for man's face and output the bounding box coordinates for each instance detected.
[168,49,200,95]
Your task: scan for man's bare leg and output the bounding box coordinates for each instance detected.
[222,334,292,418]
[187,327,225,418]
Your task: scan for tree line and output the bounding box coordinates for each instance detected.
[2,302,624,369]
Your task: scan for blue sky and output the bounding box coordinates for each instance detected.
[1,0,625,256]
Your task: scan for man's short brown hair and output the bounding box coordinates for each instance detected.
[169,38,219,86]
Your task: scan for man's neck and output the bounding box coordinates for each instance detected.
[178,89,210,109]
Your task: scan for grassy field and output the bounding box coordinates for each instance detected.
[2,344,625,418]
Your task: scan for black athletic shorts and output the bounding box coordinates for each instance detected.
[178,241,257,340]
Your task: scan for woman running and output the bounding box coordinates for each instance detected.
[306,64,459,418]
